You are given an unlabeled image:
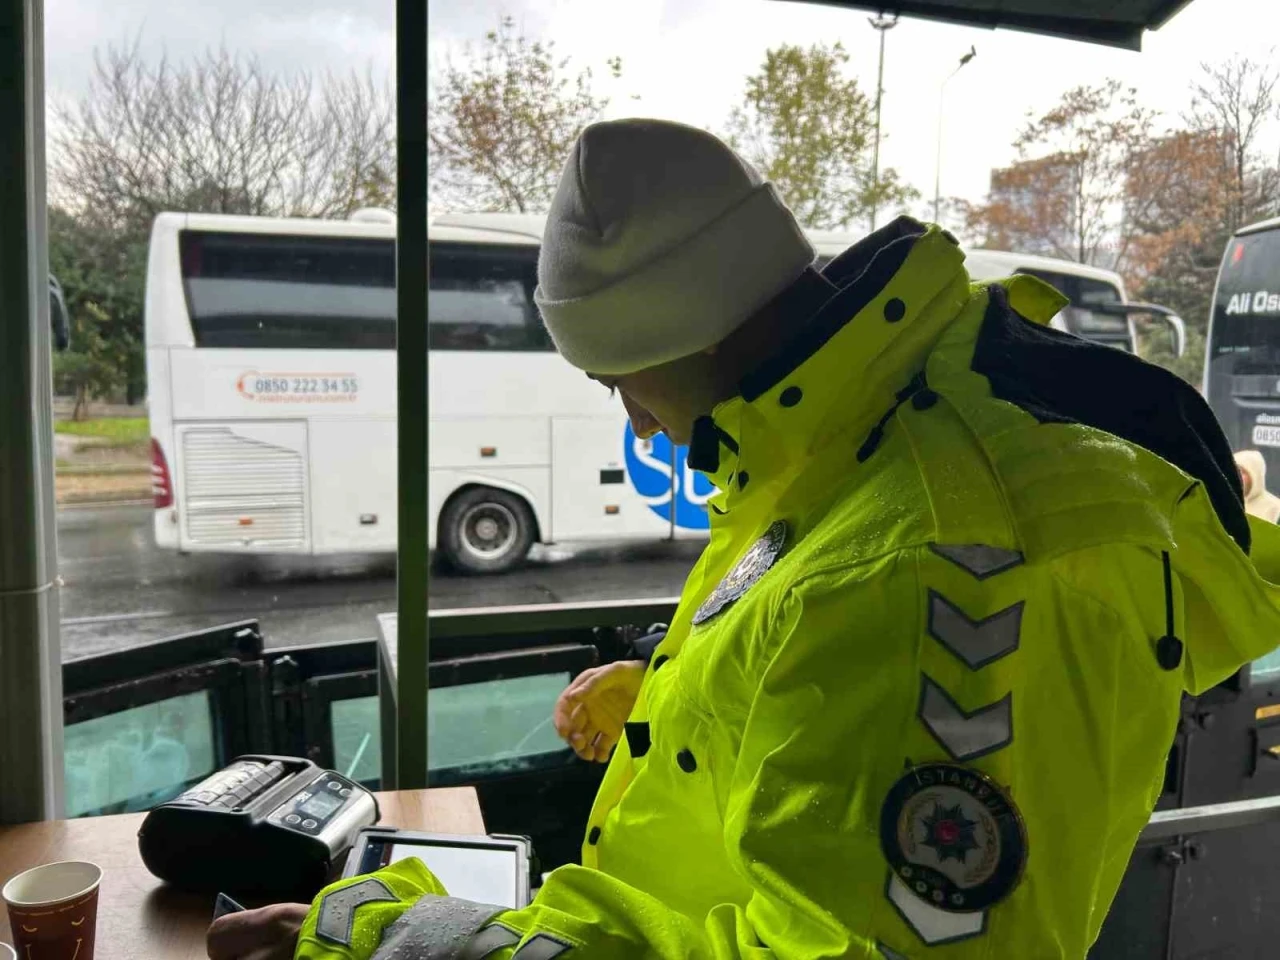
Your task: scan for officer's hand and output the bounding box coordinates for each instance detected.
[207,902,309,960]
[553,660,647,763]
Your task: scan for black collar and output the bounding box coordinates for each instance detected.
[739,216,927,402]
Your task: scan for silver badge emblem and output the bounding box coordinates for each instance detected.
[880,762,1027,914]
[692,520,788,625]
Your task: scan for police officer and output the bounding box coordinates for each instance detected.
[209,119,1280,960]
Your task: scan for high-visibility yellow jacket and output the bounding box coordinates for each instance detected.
[301,219,1280,960]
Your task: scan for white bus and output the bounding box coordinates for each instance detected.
[145,209,716,574]
[1204,217,1280,496]
[965,249,1186,356]
[146,212,1185,573]
[812,233,1187,356]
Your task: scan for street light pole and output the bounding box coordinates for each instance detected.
[868,14,898,232]
[933,45,976,224]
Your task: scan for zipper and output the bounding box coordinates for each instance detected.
[856,371,934,462]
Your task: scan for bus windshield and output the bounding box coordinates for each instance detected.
[1017,268,1130,345]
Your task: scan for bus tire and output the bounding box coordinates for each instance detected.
[439,487,536,575]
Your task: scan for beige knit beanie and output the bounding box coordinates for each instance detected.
[534,118,815,375]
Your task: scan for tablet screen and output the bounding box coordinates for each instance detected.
[388,842,521,907]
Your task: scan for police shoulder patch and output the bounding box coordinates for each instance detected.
[879,762,1027,914]
[692,520,788,625]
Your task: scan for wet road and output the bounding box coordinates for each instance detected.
[57,504,701,661]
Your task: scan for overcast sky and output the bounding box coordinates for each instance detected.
[44,0,1280,219]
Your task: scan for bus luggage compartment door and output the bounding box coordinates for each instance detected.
[551,417,664,541]
[176,421,311,552]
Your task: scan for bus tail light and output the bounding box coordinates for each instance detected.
[151,439,173,509]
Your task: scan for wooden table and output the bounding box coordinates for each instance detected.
[0,788,484,960]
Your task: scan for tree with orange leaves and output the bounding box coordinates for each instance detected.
[960,80,1157,272]
[1128,58,1280,381]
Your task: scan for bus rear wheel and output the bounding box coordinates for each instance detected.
[439,487,535,575]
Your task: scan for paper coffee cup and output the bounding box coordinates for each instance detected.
[3,861,101,960]
[0,942,17,960]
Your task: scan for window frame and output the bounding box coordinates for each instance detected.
[262,637,379,772]
[395,0,431,786]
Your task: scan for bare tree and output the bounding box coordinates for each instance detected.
[51,41,395,230]
[48,41,395,401]
[428,17,620,213]
[1123,59,1280,383]
[1187,55,1279,231]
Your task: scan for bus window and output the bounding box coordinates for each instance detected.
[1205,226,1280,486]
[179,230,396,349]
[427,243,551,352]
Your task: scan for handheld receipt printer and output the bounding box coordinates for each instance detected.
[139,755,379,899]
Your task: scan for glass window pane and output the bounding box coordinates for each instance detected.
[63,691,216,817]
[428,673,571,775]
[181,232,396,349]
[332,695,382,785]
[1077,277,1122,307]
[1253,649,1280,685]
[427,243,550,351]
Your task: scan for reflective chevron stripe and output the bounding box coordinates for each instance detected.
[373,896,506,960]
[917,676,1012,761]
[460,924,521,959]
[929,543,1023,579]
[316,878,398,946]
[886,874,986,946]
[512,933,573,959]
[458,925,572,960]
[927,591,1022,669]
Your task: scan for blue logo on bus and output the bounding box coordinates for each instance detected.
[623,423,716,530]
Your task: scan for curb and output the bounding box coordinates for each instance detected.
[56,464,150,477]
[58,493,153,507]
